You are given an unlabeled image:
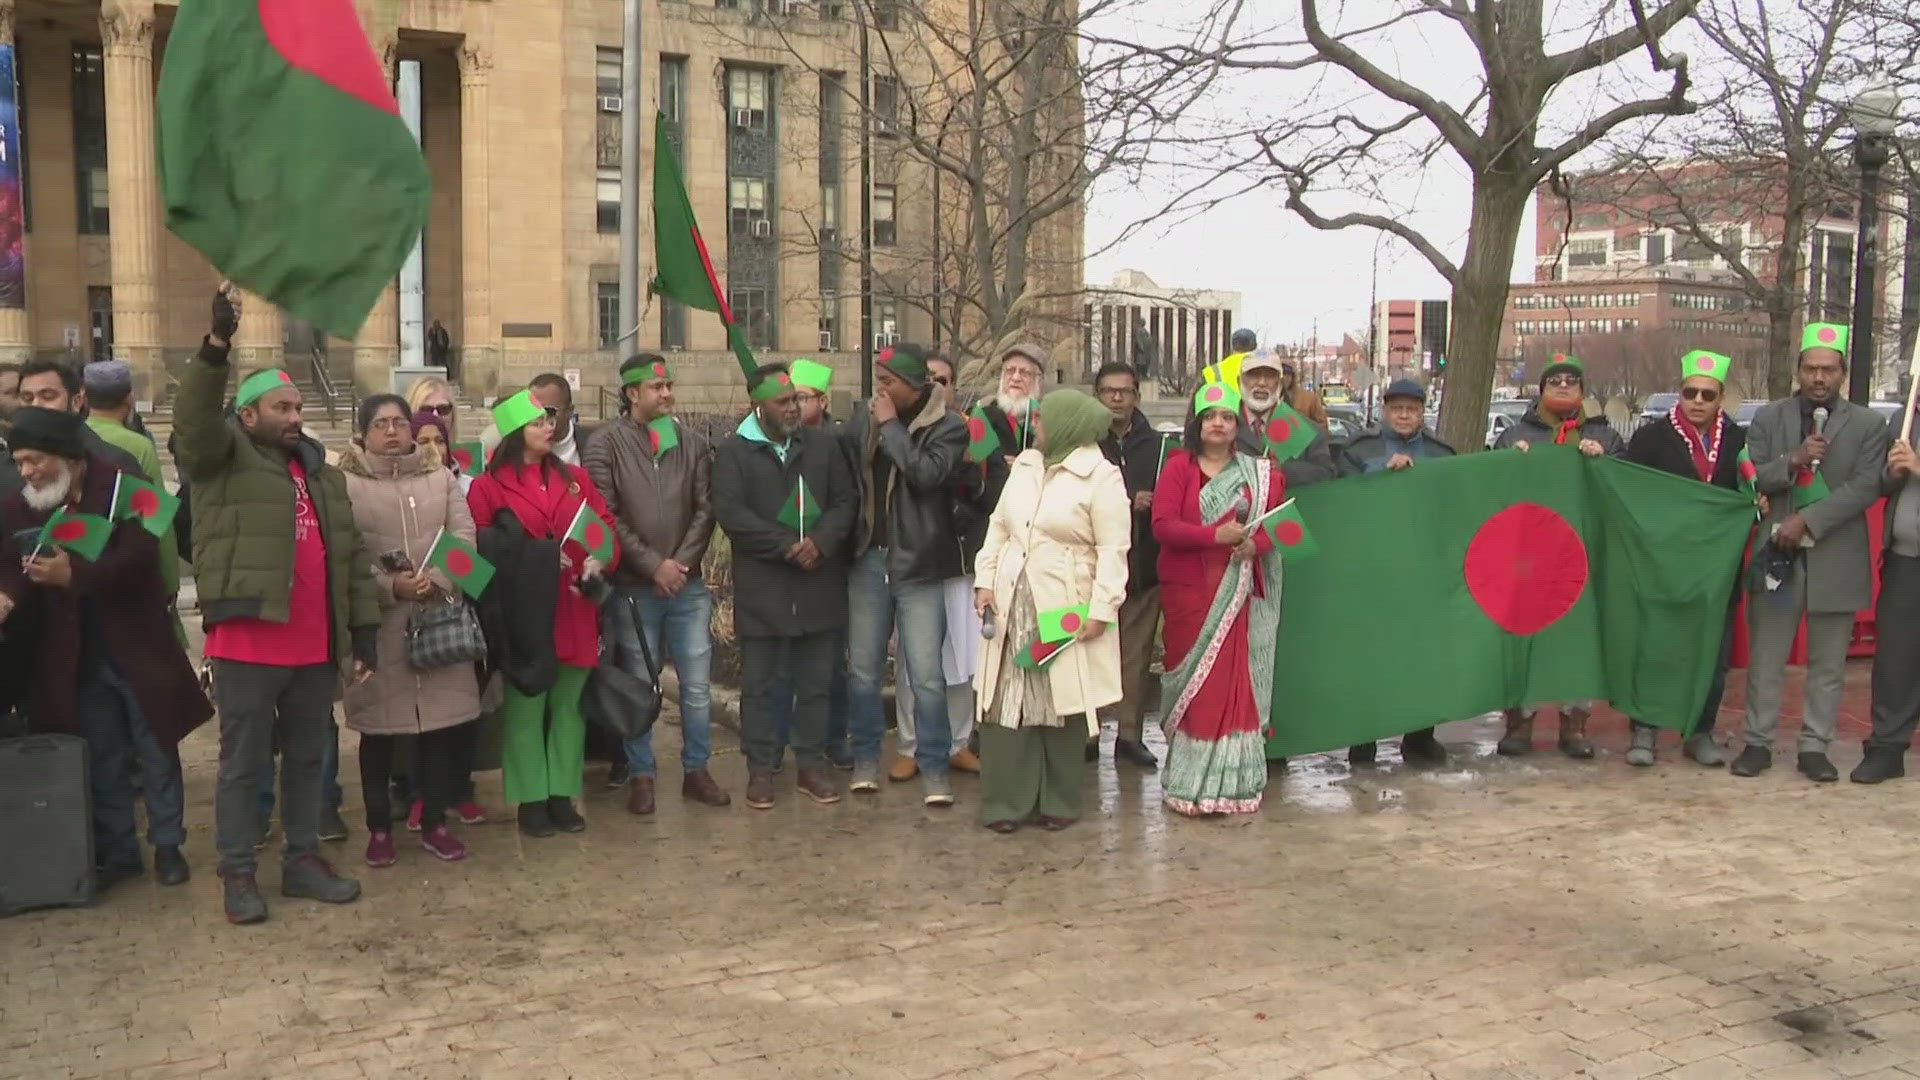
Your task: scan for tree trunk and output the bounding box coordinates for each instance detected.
[1763,298,1796,401]
[1437,178,1534,452]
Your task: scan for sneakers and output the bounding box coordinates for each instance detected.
[222,871,269,925]
[1626,726,1657,768]
[453,800,489,825]
[887,755,919,782]
[1683,733,1727,767]
[154,845,191,887]
[1729,745,1772,777]
[922,773,955,807]
[796,767,842,805]
[420,825,468,861]
[745,771,777,810]
[518,801,556,838]
[547,797,587,833]
[365,830,398,868]
[1796,751,1839,783]
[850,761,881,793]
[405,799,425,833]
[318,806,350,842]
[281,855,361,904]
[682,769,732,807]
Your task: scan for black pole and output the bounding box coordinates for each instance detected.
[857,0,874,400]
[1849,133,1890,404]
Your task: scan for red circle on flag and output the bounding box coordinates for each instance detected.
[445,548,473,577]
[52,519,87,542]
[967,416,987,439]
[1817,327,1838,344]
[1796,470,1816,487]
[1274,519,1304,547]
[1061,612,1082,632]
[877,347,895,365]
[1267,418,1294,445]
[452,449,473,471]
[130,488,160,517]
[1463,503,1589,636]
[584,521,606,549]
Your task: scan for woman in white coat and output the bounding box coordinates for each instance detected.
[973,389,1132,832]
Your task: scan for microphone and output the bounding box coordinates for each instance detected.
[1812,406,1829,469]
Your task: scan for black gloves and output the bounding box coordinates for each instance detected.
[351,627,380,673]
[211,288,239,343]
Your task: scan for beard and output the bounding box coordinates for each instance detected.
[1243,388,1277,412]
[23,465,72,512]
[998,385,1032,414]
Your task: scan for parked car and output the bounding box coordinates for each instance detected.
[1486,412,1516,449]
[1732,399,1770,426]
[1640,392,1680,422]
[1489,398,1533,422]
[1325,404,1373,431]
[1870,400,1903,428]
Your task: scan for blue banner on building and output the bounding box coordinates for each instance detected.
[0,45,22,309]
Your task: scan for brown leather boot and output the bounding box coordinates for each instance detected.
[744,772,775,810]
[625,776,656,816]
[795,767,842,805]
[1558,707,1595,759]
[1496,708,1534,756]
[682,768,732,807]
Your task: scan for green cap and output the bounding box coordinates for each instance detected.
[1802,323,1849,355]
[621,357,673,386]
[1193,382,1241,417]
[1681,349,1732,385]
[789,358,833,393]
[235,368,295,408]
[749,368,797,402]
[491,389,546,438]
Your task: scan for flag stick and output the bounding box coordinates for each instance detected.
[1902,331,1920,445]
[109,472,124,520]
[424,526,444,573]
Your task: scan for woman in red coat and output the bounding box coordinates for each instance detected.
[467,390,619,837]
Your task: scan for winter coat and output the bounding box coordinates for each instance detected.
[1098,408,1167,595]
[338,445,482,736]
[173,339,383,670]
[467,459,621,669]
[475,510,561,695]
[0,451,212,749]
[952,450,1009,576]
[1338,428,1457,476]
[972,444,1132,728]
[1746,395,1888,613]
[843,384,971,585]
[1152,450,1285,589]
[1624,413,1749,492]
[1493,407,1626,456]
[710,418,858,638]
[584,414,715,588]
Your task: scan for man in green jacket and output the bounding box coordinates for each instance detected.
[175,286,382,926]
[81,359,179,601]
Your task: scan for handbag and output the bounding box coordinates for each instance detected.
[582,597,661,741]
[408,594,490,671]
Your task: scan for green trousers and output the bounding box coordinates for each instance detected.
[979,723,1085,824]
[501,665,589,805]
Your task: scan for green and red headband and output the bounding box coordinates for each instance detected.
[750,369,797,402]
[622,358,673,386]
[235,368,295,408]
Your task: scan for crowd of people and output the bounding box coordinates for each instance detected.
[2,287,1916,926]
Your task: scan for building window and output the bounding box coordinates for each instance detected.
[597,48,622,98]
[660,297,688,350]
[729,177,768,235]
[597,282,621,349]
[819,72,843,175]
[659,56,688,155]
[71,47,108,235]
[731,287,773,348]
[1566,238,1606,268]
[597,168,620,233]
[819,184,840,245]
[872,0,900,29]
[727,67,772,131]
[871,75,900,135]
[875,295,898,345]
[595,48,622,169]
[873,183,896,246]
[819,311,839,351]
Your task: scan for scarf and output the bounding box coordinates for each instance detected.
[1668,404,1724,483]
[1037,389,1109,467]
[1553,416,1580,446]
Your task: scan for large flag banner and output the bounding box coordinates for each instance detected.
[1265,450,1753,758]
[157,0,431,339]
[651,115,755,377]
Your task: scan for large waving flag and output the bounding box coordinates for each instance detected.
[651,115,756,377]
[157,0,431,339]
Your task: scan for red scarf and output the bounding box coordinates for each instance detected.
[1553,416,1580,445]
[1668,403,1724,483]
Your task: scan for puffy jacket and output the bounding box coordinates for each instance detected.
[584,414,714,588]
[1494,408,1626,456]
[711,417,857,638]
[1338,428,1456,476]
[1098,409,1167,595]
[843,385,970,585]
[173,339,382,669]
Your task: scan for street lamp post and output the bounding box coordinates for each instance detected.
[1847,72,1898,405]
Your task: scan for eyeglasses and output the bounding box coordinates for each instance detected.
[368,417,410,431]
[1681,386,1720,402]
[418,403,454,416]
[1544,375,1582,388]
[542,406,560,420]
[930,375,952,386]
[1097,384,1138,398]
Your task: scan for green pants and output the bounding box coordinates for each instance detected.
[979,723,1085,824]
[501,665,589,805]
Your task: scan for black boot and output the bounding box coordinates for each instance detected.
[1400,728,1449,766]
[1796,751,1839,783]
[547,796,587,833]
[1347,741,1379,768]
[1114,739,1159,769]
[154,845,190,886]
[1850,746,1907,784]
[1729,745,1772,777]
[517,801,555,838]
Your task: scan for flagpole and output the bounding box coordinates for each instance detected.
[856,0,874,401]
[616,0,643,358]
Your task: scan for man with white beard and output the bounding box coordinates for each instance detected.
[1235,350,1336,486]
[975,344,1046,463]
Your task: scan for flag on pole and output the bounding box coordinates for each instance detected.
[1260,402,1315,463]
[424,528,496,600]
[1259,499,1319,561]
[449,441,484,477]
[1014,637,1071,670]
[1793,467,1830,508]
[110,472,181,539]
[1736,447,1757,500]
[964,406,1002,463]
[565,502,617,564]
[1036,605,1089,644]
[777,476,821,537]
[651,115,755,377]
[156,0,431,339]
[34,507,112,562]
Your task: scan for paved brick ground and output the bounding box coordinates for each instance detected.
[7,659,1920,1079]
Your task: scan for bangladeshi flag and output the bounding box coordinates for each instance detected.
[1014,637,1070,670]
[651,116,755,377]
[776,476,821,535]
[1260,402,1315,462]
[1736,446,1757,500]
[35,508,112,562]
[565,502,617,564]
[963,406,1002,463]
[1258,499,1318,561]
[1036,605,1089,644]
[157,0,431,339]
[110,472,181,539]
[425,528,495,600]
[1263,451,1752,758]
[449,441,484,478]
[1793,467,1830,508]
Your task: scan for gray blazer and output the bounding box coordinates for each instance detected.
[1747,396,1889,613]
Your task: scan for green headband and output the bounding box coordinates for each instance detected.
[1802,323,1848,354]
[235,368,295,408]
[492,389,545,437]
[621,358,673,386]
[1681,349,1732,385]
[789,358,833,393]
[750,369,797,402]
[1193,382,1241,417]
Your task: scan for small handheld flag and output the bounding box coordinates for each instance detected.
[110,472,181,539]
[1014,637,1071,670]
[647,416,679,461]
[964,406,1002,464]
[450,441,484,477]
[1261,499,1319,562]
[1261,402,1315,463]
[424,528,496,600]
[34,507,112,562]
[1793,467,1830,509]
[777,476,822,538]
[565,502,617,563]
[1036,605,1089,644]
[1736,447,1757,501]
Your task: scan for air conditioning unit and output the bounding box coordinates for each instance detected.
[599,95,623,113]
[819,330,836,350]
[751,218,773,239]
[874,332,897,350]
[881,319,897,336]
[733,108,754,129]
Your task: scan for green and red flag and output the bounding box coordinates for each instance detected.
[1014,637,1070,670]
[1036,605,1089,644]
[1793,467,1830,508]
[1256,499,1318,562]
[449,441,484,477]
[1736,446,1757,500]
[424,528,495,600]
[34,507,112,562]
[777,476,822,536]
[964,406,1002,463]
[110,472,181,540]
[647,416,679,461]
[156,0,431,339]
[1259,402,1315,462]
[651,115,755,377]
[1262,451,1753,758]
[565,502,617,564]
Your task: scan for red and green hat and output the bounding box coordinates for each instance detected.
[1542,353,1584,382]
[1802,323,1849,355]
[491,389,545,437]
[621,356,673,385]
[1193,382,1241,416]
[1681,349,1732,385]
[789,358,833,393]
[235,368,295,408]
[749,367,797,402]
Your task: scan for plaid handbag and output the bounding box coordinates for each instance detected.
[407,595,490,670]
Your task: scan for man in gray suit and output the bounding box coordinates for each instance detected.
[1855,408,1920,783]
[1733,323,1887,781]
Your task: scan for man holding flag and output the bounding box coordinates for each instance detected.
[975,345,1047,464]
[0,407,209,893]
[1095,361,1165,769]
[1236,350,1335,487]
[712,364,858,809]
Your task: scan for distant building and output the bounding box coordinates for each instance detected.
[1371,299,1450,376]
[1082,270,1240,385]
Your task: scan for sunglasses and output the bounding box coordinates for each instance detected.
[1681,386,1720,402]
[1544,375,1582,388]
[418,403,454,416]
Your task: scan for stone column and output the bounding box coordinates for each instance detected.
[100,0,163,398]
[231,288,283,372]
[350,35,400,396]
[0,1,29,362]
[459,43,493,396]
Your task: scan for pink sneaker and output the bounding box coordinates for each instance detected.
[453,800,488,825]
[405,798,424,832]
[365,830,397,868]
[420,825,467,862]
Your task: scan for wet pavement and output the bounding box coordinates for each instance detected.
[7,658,1920,1079]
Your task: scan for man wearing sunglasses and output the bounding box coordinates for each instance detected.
[1621,351,1748,768]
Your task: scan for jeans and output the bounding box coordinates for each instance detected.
[773,629,849,757]
[742,632,839,772]
[76,662,185,870]
[255,720,343,822]
[612,579,714,776]
[847,547,951,774]
[211,661,337,876]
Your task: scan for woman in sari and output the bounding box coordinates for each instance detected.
[1153,384,1285,817]
[972,389,1132,833]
